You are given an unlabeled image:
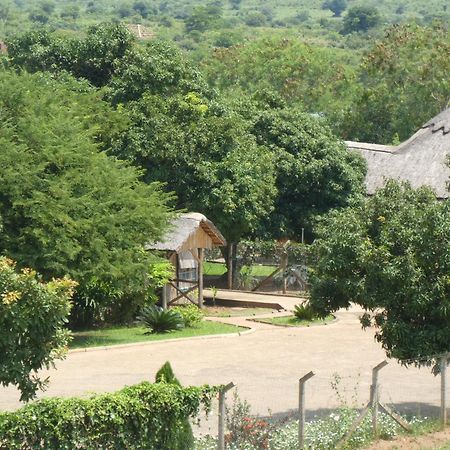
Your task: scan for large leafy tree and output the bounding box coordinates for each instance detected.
[310,181,450,363]
[0,69,173,294]
[234,95,366,241]
[112,92,276,244]
[341,24,450,144]
[200,36,357,118]
[7,23,135,87]
[0,257,74,401]
[342,6,381,34]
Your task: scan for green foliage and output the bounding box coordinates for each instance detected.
[201,37,358,115]
[342,6,381,34]
[155,361,193,448]
[0,381,218,450]
[341,24,450,143]
[138,305,185,333]
[322,0,347,17]
[293,303,317,321]
[113,92,276,243]
[107,39,210,104]
[7,23,136,86]
[155,361,181,384]
[0,69,173,314]
[0,257,74,402]
[184,3,223,33]
[310,181,450,363]
[172,304,204,327]
[236,101,366,240]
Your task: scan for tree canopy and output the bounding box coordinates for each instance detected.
[112,92,276,243]
[310,181,450,363]
[233,96,366,240]
[0,69,173,293]
[340,24,450,144]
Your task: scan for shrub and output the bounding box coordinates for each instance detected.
[172,304,204,327]
[0,257,75,401]
[155,362,194,448]
[293,303,317,321]
[137,305,184,333]
[0,380,219,450]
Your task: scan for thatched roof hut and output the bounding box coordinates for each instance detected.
[347,108,450,198]
[146,213,225,309]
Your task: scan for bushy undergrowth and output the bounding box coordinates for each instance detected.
[172,304,204,327]
[196,407,425,450]
[0,381,218,450]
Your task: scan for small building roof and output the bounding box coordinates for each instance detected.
[126,24,155,40]
[147,213,226,253]
[347,108,450,198]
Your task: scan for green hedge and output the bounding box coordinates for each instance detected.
[0,381,218,450]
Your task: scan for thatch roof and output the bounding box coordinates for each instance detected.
[147,213,226,253]
[347,108,450,198]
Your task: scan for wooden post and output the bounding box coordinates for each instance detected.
[441,354,448,427]
[218,382,235,450]
[281,252,288,295]
[298,371,315,449]
[227,243,233,290]
[198,248,204,309]
[162,284,168,310]
[370,360,388,436]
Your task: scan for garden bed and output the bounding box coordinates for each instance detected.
[70,320,245,349]
[251,314,335,327]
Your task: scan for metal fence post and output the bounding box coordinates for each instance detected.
[370,360,388,436]
[441,354,449,427]
[218,382,235,450]
[298,371,315,449]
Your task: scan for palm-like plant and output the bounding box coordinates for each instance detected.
[293,303,317,321]
[137,305,184,333]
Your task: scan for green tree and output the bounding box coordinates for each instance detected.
[7,23,135,87]
[235,96,366,240]
[340,24,450,144]
[201,36,357,119]
[310,181,450,363]
[112,92,276,244]
[184,3,222,33]
[107,40,210,104]
[322,0,347,17]
[0,69,173,306]
[0,257,74,401]
[342,6,381,34]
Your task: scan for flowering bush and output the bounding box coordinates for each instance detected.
[0,257,75,401]
[196,405,423,450]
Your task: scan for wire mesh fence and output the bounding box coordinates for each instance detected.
[193,354,450,449]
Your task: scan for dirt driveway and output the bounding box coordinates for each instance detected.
[0,302,445,428]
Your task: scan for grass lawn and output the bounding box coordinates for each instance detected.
[70,320,246,349]
[204,306,275,317]
[253,315,334,327]
[204,261,277,277]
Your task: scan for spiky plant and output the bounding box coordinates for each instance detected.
[293,303,317,321]
[137,305,184,333]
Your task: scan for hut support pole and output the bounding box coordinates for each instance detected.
[227,243,233,290]
[162,284,168,310]
[198,248,204,309]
